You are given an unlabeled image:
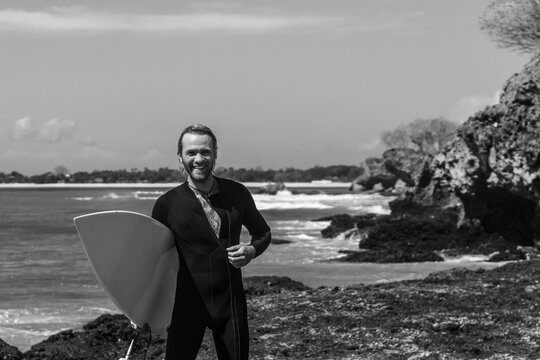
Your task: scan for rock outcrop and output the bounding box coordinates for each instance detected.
[350,148,434,196]
[349,56,540,247]
[349,157,398,192]
[431,55,540,246]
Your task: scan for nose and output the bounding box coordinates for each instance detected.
[195,153,205,162]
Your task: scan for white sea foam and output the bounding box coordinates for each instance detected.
[68,186,392,214]
[101,192,123,200]
[441,254,491,262]
[288,233,318,240]
[272,220,330,231]
[253,190,392,213]
[71,190,163,202]
[134,190,163,200]
[348,204,390,214]
[72,197,94,201]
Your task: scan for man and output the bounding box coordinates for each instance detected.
[152,124,271,360]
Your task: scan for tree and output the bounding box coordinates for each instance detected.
[381,128,410,149]
[54,165,70,176]
[480,0,540,54]
[381,118,457,155]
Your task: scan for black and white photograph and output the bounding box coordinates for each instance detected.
[1,0,539,359]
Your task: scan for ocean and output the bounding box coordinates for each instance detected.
[0,183,503,351]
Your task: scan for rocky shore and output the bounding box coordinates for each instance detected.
[2,261,540,360]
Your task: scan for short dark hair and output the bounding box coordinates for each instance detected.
[177,124,218,156]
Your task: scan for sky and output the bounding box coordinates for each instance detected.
[0,0,529,175]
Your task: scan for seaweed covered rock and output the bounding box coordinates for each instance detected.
[337,248,444,263]
[0,338,22,360]
[243,276,311,296]
[22,314,163,360]
[314,213,381,238]
[6,261,540,359]
[17,276,312,360]
[321,206,516,263]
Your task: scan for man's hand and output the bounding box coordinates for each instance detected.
[227,244,256,268]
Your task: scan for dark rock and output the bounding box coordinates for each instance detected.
[270,238,292,245]
[459,188,536,246]
[388,197,460,222]
[0,338,22,360]
[335,249,444,263]
[363,217,514,255]
[325,204,517,263]
[23,314,141,360]
[315,214,381,239]
[243,276,311,296]
[317,214,356,238]
[317,205,522,263]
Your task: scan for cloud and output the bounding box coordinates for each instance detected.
[141,148,164,161]
[339,11,424,34]
[5,148,58,159]
[446,91,501,123]
[12,117,76,143]
[0,7,341,35]
[0,7,423,36]
[78,134,97,147]
[11,117,38,141]
[79,146,116,159]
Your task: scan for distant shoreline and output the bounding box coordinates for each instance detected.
[0,181,351,189]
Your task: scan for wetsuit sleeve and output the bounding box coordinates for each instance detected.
[241,186,271,258]
[152,196,170,228]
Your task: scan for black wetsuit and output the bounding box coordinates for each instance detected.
[152,177,271,360]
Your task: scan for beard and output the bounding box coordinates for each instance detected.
[180,158,215,183]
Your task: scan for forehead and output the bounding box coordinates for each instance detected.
[181,133,214,151]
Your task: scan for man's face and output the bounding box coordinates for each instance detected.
[179,133,216,182]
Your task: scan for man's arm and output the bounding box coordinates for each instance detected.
[227,230,271,268]
[227,184,271,268]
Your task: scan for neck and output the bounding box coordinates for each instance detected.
[188,176,214,194]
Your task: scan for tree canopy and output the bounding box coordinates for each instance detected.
[0,165,364,184]
[480,0,540,54]
[380,117,457,155]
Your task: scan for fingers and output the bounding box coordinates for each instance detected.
[226,244,242,254]
[227,245,254,268]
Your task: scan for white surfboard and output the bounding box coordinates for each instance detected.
[74,210,178,337]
